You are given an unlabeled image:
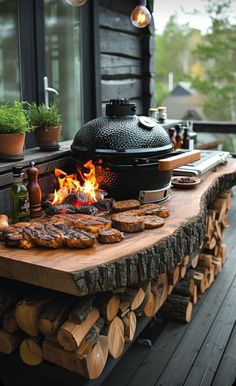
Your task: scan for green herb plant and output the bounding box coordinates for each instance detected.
[0,102,31,134]
[26,103,62,131]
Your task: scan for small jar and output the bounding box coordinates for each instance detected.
[148,107,159,121]
[158,106,167,123]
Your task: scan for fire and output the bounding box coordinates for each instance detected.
[52,160,99,205]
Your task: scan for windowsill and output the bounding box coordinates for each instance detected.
[0,140,72,174]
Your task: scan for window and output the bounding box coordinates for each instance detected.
[0,1,20,102]
[153,1,236,151]
[0,0,83,147]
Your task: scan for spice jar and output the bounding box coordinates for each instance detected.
[158,106,167,123]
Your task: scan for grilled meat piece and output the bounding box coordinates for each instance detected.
[142,215,165,229]
[23,224,63,249]
[2,223,33,247]
[53,223,95,248]
[97,228,124,244]
[112,199,140,213]
[50,213,112,236]
[111,213,145,233]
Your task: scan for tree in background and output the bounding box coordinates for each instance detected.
[154,15,202,105]
[192,0,236,120]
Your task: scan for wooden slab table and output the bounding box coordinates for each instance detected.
[0,159,236,297]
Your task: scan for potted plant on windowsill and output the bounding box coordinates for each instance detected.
[26,103,62,151]
[0,102,31,161]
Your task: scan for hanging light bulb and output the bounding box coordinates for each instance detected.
[64,0,87,6]
[130,0,151,28]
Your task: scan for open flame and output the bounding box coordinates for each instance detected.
[52,160,99,205]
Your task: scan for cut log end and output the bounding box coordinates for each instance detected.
[19,337,43,366]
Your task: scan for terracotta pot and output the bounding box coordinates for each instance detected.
[0,133,25,158]
[35,125,62,151]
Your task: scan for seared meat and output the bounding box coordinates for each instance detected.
[97,228,124,244]
[2,223,35,248]
[140,204,170,217]
[23,224,63,249]
[53,223,95,248]
[142,215,165,229]
[112,199,140,213]
[111,213,145,233]
[50,213,112,236]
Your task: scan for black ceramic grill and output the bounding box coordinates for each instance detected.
[71,99,200,201]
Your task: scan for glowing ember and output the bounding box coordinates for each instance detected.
[52,160,99,205]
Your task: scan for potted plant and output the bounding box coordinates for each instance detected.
[26,103,62,151]
[0,102,31,160]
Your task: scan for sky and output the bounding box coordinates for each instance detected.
[153,0,236,34]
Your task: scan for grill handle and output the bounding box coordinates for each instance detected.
[158,150,201,171]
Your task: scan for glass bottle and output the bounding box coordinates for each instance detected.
[168,127,177,149]
[175,124,183,149]
[188,120,197,148]
[10,165,30,223]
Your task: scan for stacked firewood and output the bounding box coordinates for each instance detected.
[0,190,232,378]
[0,273,169,379]
[158,190,231,323]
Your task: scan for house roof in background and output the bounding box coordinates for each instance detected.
[170,81,193,96]
[163,94,206,120]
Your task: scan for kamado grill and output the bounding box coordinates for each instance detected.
[71,99,200,203]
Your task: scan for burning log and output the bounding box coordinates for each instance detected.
[45,204,98,216]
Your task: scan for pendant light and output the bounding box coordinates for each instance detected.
[130,0,151,28]
[64,0,87,6]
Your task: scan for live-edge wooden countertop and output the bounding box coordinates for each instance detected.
[0,159,236,297]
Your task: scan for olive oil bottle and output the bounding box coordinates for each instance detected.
[10,165,30,223]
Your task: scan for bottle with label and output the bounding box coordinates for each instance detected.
[10,166,30,223]
[26,161,43,218]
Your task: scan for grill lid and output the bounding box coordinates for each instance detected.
[71,98,172,158]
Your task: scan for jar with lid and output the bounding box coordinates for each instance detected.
[10,165,30,223]
[158,106,167,123]
[148,108,159,121]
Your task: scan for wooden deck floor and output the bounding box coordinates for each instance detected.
[102,189,236,386]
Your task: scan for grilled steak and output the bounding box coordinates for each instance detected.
[23,224,63,249]
[50,213,112,236]
[111,213,145,233]
[2,223,35,248]
[53,223,95,248]
[143,215,165,229]
[97,228,124,244]
[112,199,140,213]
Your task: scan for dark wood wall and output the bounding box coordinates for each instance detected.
[99,0,155,115]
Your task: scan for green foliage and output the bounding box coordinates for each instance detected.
[154,15,200,105]
[222,134,236,152]
[0,102,31,134]
[26,103,62,131]
[191,0,236,120]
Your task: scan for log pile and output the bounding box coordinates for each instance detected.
[0,190,232,379]
[158,190,231,323]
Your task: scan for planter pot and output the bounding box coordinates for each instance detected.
[0,133,25,161]
[35,125,62,151]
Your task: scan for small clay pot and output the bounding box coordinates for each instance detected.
[0,133,25,158]
[35,125,62,151]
